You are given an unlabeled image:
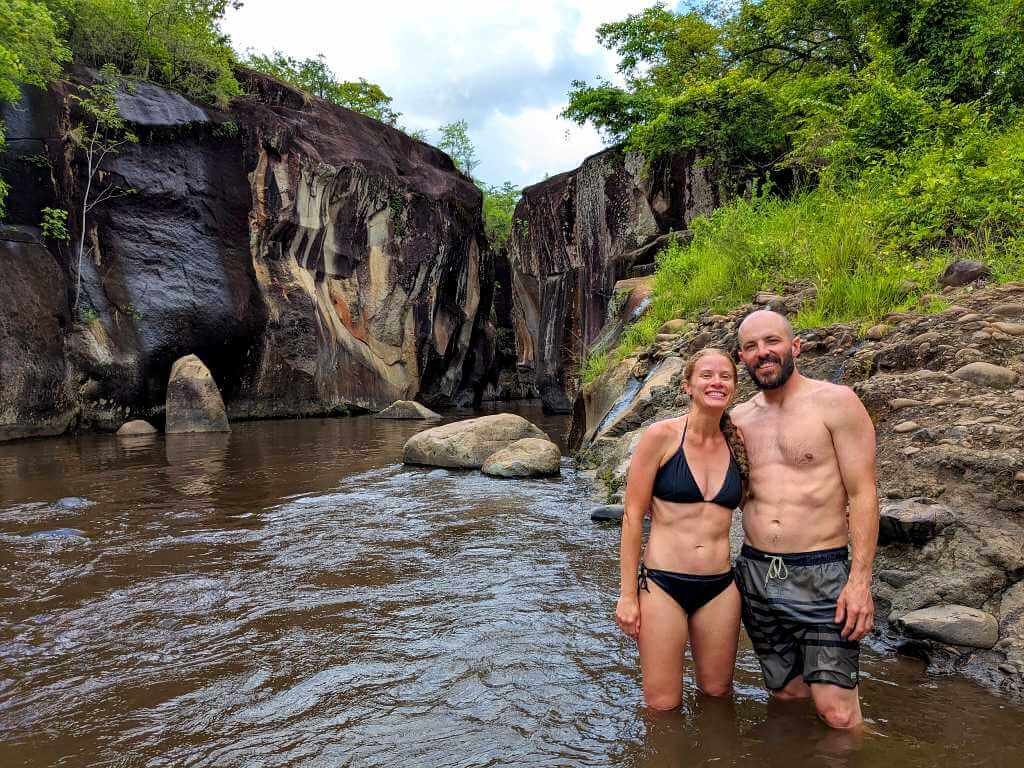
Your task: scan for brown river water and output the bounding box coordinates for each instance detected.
[1,404,1022,767]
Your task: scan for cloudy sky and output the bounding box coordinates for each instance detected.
[221,0,661,188]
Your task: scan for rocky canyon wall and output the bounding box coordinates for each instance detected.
[0,68,496,440]
[506,148,719,413]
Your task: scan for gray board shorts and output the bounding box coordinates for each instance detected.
[734,544,859,690]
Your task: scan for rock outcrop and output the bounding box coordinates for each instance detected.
[165,354,230,433]
[481,437,561,478]
[507,147,719,413]
[403,413,548,469]
[576,280,1024,693]
[0,67,499,440]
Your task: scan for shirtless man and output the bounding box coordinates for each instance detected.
[730,310,878,729]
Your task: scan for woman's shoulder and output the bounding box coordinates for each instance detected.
[639,414,687,445]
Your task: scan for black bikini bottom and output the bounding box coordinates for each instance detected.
[639,564,735,615]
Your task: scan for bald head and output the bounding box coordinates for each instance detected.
[738,310,794,344]
[737,309,799,390]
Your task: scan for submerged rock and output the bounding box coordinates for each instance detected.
[116,419,157,436]
[590,504,625,523]
[375,400,441,420]
[165,355,230,434]
[897,605,999,649]
[481,438,561,478]
[403,414,547,469]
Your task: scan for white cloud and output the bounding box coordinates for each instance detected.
[221,0,652,186]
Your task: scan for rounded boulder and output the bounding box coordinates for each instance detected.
[481,438,561,478]
[116,419,158,436]
[165,354,230,434]
[403,413,548,469]
[896,605,998,649]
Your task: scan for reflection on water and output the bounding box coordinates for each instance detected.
[1,404,1022,767]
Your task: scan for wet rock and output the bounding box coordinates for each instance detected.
[165,354,230,434]
[590,504,625,523]
[953,362,1019,389]
[116,419,157,436]
[897,605,999,649]
[481,438,561,478]
[54,497,94,510]
[938,261,990,287]
[375,400,441,420]
[403,413,547,469]
[879,498,956,545]
[598,356,684,439]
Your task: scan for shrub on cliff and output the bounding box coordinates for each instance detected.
[49,0,241,105]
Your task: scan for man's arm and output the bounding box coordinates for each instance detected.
[826,386,879,642]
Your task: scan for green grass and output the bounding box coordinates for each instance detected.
[581,118,1024,384]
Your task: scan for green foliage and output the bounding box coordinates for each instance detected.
[58,0,241,105]
[79,304,98,322]
[482,181,519,250]
[0,0,69,102]
[245,50,400,125]
[565,1,1024,181]
[0,0,69,218]
[41,206,69,240]
[437,119,478,176]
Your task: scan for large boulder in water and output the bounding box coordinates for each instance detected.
[116,419,157,436]
[481,438,561,477]
[375,400,441,420]
[403,413,547,469]
[165,354,230,433]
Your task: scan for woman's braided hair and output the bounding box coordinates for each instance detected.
[683,348,751,495]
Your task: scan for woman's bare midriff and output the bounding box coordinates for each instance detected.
[644,497,734,574]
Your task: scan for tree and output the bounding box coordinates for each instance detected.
[68,65,137,314]
[245,50,400,125]
[56,0,242,106]
[0,0,70,219]
[482,181,519,250]
[437,119,479,176]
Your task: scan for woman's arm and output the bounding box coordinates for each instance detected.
[615,421,671,638]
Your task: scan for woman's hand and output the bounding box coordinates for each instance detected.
[615,595,641,639]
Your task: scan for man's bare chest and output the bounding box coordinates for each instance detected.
[743,413,835,468]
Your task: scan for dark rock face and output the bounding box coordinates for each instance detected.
[0,226,76,440]
[507,147,718,413]
[0,69,495,439]
[939,260,990,287]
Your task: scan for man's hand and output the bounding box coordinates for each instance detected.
[615,595,641,639]
[835,578,874,641]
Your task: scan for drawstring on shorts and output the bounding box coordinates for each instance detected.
[765,556,789,588]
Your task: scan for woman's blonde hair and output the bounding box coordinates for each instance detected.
[684,348,750,492]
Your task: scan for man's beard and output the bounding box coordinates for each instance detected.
[745,351,795,390]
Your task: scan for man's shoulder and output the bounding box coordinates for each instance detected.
[730,396,762,424]
[804,378,861,409]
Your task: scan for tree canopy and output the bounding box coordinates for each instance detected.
[564,0,1024,181]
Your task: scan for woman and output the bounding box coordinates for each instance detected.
[615,348,750,710]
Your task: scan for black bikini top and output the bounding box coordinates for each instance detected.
[651,420,743,509]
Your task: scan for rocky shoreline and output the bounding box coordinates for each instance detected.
[576,277,1024,698]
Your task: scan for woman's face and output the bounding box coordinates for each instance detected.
[684,354,736,411]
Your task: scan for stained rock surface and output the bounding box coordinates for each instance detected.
[0,68,501,440]
[507,147,719,413]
